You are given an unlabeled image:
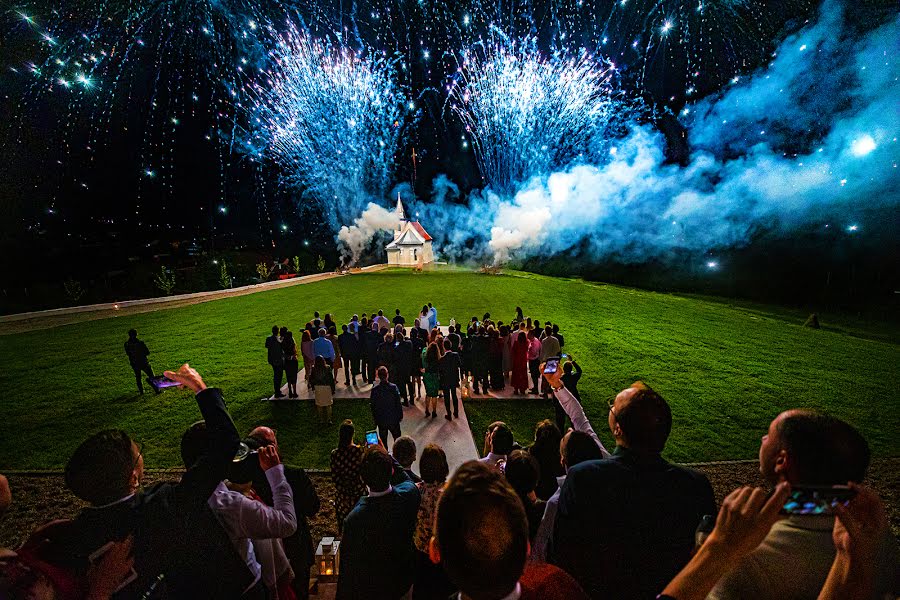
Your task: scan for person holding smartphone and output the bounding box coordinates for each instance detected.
[707,410,898,600]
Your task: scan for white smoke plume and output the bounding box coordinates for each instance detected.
[337,202,402,264]
[480,1,899,264]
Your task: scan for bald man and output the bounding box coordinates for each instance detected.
[246,426,321,599]
[550,381,716,600]
[708,410,899,600]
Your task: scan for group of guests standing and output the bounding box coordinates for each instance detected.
[320,362,898,600]
[265,307,578,435]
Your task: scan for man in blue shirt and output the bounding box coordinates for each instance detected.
[336,444,420,600]
[312,328,336,365]
[427,302,438,330]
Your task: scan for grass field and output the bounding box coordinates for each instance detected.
[1,268,897,470]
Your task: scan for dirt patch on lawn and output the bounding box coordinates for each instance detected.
[2,458,898,549]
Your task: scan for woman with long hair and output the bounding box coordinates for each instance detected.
[500,325,513,384]
[281,330,299,398]
[529,419,564,501]
[422,342,441,418]
[310,355,335,425]
[511,330,530,395]
[300,329,314,388]
[413,444,455,599]
[488,327,505,391]
[330,420,366,534]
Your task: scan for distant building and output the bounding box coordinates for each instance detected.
[386,195,434,267]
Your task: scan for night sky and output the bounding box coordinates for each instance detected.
[0,0,896,309]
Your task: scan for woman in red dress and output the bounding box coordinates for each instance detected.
[511,330,530,395]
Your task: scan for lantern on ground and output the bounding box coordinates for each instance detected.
[316,537,341,582]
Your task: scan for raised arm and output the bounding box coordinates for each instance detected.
[553,385,611,458]
[818,484,890,600]
[231,447,297,539]
[659,484,789,600]
[166,364,240,509]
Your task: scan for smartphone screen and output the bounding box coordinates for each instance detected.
[148,375,182,390]
[543,358,561,374]
[365,430,379,446]
[781,485,856,515]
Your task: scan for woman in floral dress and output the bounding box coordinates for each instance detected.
[329,420,366,534]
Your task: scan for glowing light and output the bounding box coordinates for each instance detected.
[846,224,859,232]
[850,135,876,157]
[799,44,807,51]
[706,261,718,269]
[662,21,673,34]
[241,24,407,226]
[448,36,622,193]
[145,169,155,177]
[219,206,227,214]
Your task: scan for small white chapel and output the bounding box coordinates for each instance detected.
[386,195,435,266]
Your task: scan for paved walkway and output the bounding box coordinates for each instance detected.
[0,265,389,335]
[268,374,480,474]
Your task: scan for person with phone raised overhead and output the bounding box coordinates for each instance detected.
[707,410,900,600]
[57,363,256,598]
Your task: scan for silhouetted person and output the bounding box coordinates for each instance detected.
[266,325,285,398]
[125,329,155,394]
[439,339,462,420]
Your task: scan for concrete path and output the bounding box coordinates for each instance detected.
[0,264,389,335]
[267,371,481,474]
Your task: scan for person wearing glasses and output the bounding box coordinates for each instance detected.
[546,369,716,600]
[58,364,257,598]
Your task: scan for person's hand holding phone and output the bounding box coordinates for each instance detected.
[163,363,207,394]
[832,483,887,562]
[705,483,790,560]
[540,361,564,391]
[258,445,282,471]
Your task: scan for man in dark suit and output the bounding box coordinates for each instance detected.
[265,325,285,398]
[57,364,255,599]
[439,339,462,420]
[338,324,361,386]
[550,381,717,600]
[336,445,420,600]
[247,426,321,600]
[392,332,415,406]
[370,366,403,450]
[363,322,382,384]
[124,329,155,394]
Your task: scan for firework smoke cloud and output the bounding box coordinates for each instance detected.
[453,0,898,264]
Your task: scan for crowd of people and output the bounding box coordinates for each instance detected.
[264,306,580,434]
[2,311,898,600]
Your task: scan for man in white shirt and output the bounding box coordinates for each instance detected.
[479,422,514,470]
[372,310,390,332]
[180,429,297,599]
[708,409,899,600]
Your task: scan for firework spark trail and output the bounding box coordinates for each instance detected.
[447,34,625,193]
[242,23,408,226]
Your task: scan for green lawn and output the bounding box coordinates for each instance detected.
[0,268,897,470]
